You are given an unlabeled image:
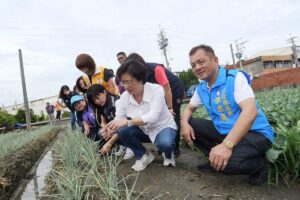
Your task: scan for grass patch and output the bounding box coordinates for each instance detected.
[0,126,54,159]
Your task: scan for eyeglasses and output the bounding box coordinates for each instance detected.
[120,79,134,86]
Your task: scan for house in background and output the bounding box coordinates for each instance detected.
[4,95,60,116]
[226,46,300,76]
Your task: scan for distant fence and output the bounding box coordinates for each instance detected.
[252,67,300,90]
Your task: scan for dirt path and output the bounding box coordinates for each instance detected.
[117,144,299,200]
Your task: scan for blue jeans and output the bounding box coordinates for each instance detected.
[70,111,76,130]
[117,126,176,160]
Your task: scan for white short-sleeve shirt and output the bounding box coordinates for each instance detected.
[190,72,254,107]
[115,82,177,142]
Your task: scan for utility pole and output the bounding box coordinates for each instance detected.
[234,38,248,71]
[286,33,299,67]
[157,26,171,71]
[230,43,236,68]
[18,49,31,130]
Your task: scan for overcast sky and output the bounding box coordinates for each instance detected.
[0,0,299,107]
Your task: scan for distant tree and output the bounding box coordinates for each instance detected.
[15,108,26,123]
[62,111,71,118]
[39,111,46,121]
[15,108,39,123]
[0,110,16,127]
[178,69,198,90]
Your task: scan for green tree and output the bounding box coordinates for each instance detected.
[39,111,46,121]
[178,69,198,90]
[62,111,71,118]
[0,110,16,127]
[15,108,39,123]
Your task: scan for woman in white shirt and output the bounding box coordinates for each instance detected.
[101,59,177,171]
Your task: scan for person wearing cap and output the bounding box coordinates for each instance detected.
[71,95,100,141]
[59,85,78,130]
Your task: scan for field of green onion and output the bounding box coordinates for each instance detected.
[43,130,140,199]
[188,86,300,186]
[0,126,53,159]
[0,86,299,199]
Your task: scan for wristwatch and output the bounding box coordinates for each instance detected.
[223,140,234,149]
[127,119,133,127]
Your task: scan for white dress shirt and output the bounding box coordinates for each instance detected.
[115,82,177,142]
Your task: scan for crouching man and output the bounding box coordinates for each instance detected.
[181,45,274,186]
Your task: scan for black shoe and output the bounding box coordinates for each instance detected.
[174,148,181,158]
[248,160,268,186]
[197,162,214,172]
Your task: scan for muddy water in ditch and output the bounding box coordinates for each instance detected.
[14,150,53,200]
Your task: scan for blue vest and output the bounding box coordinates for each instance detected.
[197,67,274,143]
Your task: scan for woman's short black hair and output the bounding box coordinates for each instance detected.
[59,85,70,99]
[116,59,147,84]
[87,84,112,109]
[76,76,87,93]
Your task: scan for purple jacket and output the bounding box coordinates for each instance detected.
[82,105,97,127]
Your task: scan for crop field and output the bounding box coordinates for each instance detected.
[0,86,299,199]
[188,86,300,186]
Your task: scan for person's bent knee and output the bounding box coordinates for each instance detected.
[117,127,130,138]
[156,138,175,152]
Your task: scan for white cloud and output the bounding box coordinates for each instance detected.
[0,0,300,106]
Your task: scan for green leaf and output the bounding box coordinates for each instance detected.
[266,148,283,163]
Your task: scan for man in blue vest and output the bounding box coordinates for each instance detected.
[181,44,274,186]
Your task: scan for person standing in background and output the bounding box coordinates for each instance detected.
[116,52,127,94]
[46,102,55,125]
[55,100,62,120]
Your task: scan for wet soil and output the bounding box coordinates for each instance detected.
[117,144,300,200]
[0,127,62,199]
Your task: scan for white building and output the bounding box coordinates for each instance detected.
[3,95,63,116]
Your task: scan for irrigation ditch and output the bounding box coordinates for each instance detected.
[0,126,64,199]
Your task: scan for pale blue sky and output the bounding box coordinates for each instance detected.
[0,0,299,106]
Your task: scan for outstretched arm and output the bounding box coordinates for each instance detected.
[181,103,197,145]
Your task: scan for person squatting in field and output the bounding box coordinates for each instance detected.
[126,53,185,157]
[59,85,79,130]
[86,84,134,159]
[181,44,274,186]
[101,59,177,171]
[71,95,101,141]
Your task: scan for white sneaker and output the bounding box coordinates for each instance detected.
[123,148,135,160]
[114,145,126,156]
[162,152,176,167]
[131,152,155,171]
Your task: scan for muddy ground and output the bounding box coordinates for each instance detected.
[117,144,300,200]
[0,127,61,199]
